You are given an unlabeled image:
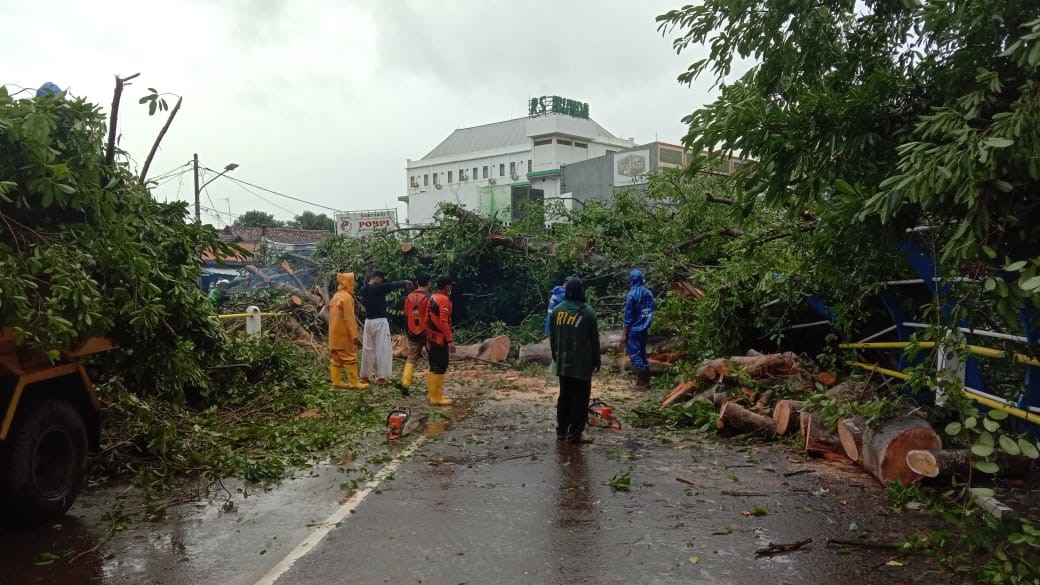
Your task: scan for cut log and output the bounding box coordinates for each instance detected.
[753,389,775,412]
[662,380,698,409]
[745,352,800,378]
[392,335,410,359]
[716,402,777,437]
[905,449,1035,480]
[827,380,875,402]
[803,413,852,463]
[455,335,511,363]
[837,416,869,463]
[772,400,804,436]
[695,358,732,381]
[860,417,942,486]
[400,242,414,253]
[816,371,838,386]
[274,295,304,313]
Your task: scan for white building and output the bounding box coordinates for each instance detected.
[401,96,635,225]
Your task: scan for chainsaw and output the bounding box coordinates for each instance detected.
[386,407,412,441]
[588,400,622,430]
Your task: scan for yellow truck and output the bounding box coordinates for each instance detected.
[0,329,114,526]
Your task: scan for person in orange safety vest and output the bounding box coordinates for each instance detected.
[425,275,455,405]
[401,273,432,389]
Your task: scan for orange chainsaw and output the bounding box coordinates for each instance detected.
[588,400,622,430]
[386,407,412,441]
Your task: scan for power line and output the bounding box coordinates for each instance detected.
[212,171,343,213]
[225,176,297,216]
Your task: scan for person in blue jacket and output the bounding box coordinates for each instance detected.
[620,269,654,389]
[543,276,575,336]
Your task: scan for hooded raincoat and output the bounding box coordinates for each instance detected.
[329,272,360,364]
[543,284,568,335]
[623,269,654,371]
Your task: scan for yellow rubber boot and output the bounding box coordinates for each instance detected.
[331,363,349,388]
[345,362,370,389]
[402,362,415,388]
[427,373,453,406]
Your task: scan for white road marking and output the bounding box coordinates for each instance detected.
[253,436,427,585]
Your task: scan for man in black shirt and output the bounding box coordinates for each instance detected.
[359,270,413,384]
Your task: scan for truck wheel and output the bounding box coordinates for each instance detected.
[0,399,88,527]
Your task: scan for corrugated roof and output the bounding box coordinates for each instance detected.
[219,226,332,245]
[420,116,620,161]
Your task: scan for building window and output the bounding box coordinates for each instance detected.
[482,166,488,179]
[459,168,466,181]
[660,148,683,166]
[509,162,516,177]
[574,142,587,149]
[533,138,552,146]
[499,163,505,177]
[527,160,532,172]
[473,167,478,181]
[410,176,418,188]
[558,139,572,146]
[423,174,429,186]
[448,170,453,183]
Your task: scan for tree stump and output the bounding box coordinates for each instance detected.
[860,417,942,486]
[772,400,804,436]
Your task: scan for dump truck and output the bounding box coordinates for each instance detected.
[0,329,114,526]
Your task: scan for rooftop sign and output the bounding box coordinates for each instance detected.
[529,95,589,119]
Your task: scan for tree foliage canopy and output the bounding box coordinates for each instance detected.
[233,209,283,228]
[658,0,1040,326]
[0,85,235,403]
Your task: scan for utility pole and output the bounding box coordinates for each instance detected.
[193,153,201,223]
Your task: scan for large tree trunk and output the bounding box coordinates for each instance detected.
[906,449,1035,480]
[837,416,869,464]
[517,330,624,366]
[772,400,804,436]
[455,335,511,363]
[860,417,942,486]
[716,402,776,437]
[614,355,672,375]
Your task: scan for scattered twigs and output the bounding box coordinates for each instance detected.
[825,538,903,551]
[755,538,813,557]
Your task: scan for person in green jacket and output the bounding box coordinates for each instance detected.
[208,279,230,308]
[549,278,600,444]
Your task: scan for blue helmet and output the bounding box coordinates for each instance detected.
[629,269,644,286]
[36,82,62,98]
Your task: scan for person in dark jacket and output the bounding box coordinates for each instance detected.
[621,268,654,389]
[358,270,413,384]
[549,278,600,444]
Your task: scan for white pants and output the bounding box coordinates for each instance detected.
[360,318,392,380]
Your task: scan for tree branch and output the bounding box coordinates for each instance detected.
[139,96,182,183]
[105,73,140,168]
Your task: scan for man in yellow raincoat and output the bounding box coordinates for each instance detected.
[328,272,368,389]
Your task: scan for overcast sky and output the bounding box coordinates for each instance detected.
[2,0,733,226]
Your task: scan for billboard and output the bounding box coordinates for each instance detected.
[335,209,398,237]
[613,149,650,186]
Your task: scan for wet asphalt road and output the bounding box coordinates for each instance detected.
[1,371,936,585]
